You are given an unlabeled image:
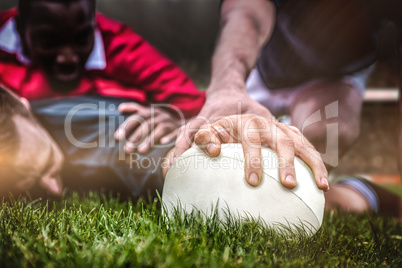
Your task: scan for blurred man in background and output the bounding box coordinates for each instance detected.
[0,0,205,152]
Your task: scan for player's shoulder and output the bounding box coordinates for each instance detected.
[96,12,144,57]
[96,12,131,35]
[0,8,17,28]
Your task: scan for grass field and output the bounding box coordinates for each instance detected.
[0,193,401,267]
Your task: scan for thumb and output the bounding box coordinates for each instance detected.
[40,176,63,196]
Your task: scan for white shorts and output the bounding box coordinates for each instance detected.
[246,65,374,118]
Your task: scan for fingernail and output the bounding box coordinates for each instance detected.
[160,137,169,144]
[321,178,329,187]
[115,129,124,140]
[286,175,295,184]
[249,173,259,186]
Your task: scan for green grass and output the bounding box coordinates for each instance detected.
[0,193,401,267]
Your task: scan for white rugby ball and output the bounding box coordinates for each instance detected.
[162,143,325,235]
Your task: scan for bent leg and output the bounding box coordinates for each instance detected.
[289,79,363,168]
[288,80,373,214]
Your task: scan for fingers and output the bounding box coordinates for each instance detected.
[152,126,178,145]
[277,123,329,191]
[188,113,329,192]
[194,117,238,157]
[118,102,145,114]
[116,103,179,154]
[115,113,146,141]
[296,141,329,191]
[193,115,264,187]
[241,133,262,187]
[194,116,264,187]
[194,126,222,157]
[40,175,63,196]
[137,124,178,154]
[274,129,297,189]
[259,122,297,189]
[239,115,275,188]
[124,119,151,153]
[239,117,299,189]
[160,130,179,145]
[125,117,178,154]
[174,126,195,160]
[194,115,328,191]
[120,120,168,154]
[173,117,208,159]
[115,103,154,141]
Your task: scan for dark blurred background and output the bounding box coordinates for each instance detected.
[0,0,400,178]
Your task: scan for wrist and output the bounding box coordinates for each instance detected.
[206,86,247,101]
[209,57,249,91]
[208,75,247,96]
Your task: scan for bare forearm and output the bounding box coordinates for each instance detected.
[173,1,277,157]
[209,0,276,93]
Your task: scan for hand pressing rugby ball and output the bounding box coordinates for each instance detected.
[162,143,325,236]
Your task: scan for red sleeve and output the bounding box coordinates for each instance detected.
[97,14,205,119]
[0,9,17,26]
